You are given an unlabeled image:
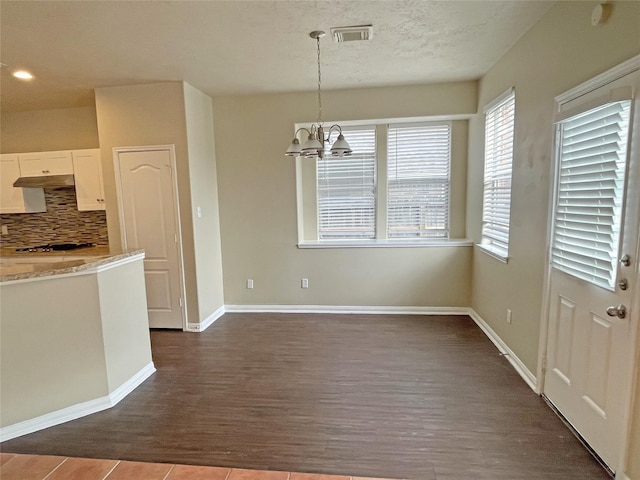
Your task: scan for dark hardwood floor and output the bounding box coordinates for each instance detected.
[1,313,609,479]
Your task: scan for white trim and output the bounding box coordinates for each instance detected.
[0,362,155,442]
[554,86,633,123]
[225,304,470,315]
[298,239,473,249]
[467,309,538,392]
[186,305,225,332]
[555,54,639,108]
[476,244,509,263]
[0,252,145,286]
[294,114,474,132]
[108,362,156,405]
[616,473,631,480]
[483,86,515,113]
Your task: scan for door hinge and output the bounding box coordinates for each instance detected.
[541,356,547,373]
[179,297,183,307]
[174,234,178,244]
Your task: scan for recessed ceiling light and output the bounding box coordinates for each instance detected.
[13,70,34,80]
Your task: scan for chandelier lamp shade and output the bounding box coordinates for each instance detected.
[284,31,352,159]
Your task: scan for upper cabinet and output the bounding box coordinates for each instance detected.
[18,151,74,177]
[0,154,46,214]
[0,149,105,214]
[72,149,105,211]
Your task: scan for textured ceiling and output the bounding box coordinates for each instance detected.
[0,0,554,112]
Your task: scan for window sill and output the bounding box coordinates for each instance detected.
[298,239,474,249]
[476,244,509,263]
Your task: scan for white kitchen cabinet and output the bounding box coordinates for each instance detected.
[0,154,46,214]
[18,150,73,177]
[72,149,105,211]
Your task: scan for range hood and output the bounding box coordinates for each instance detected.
[13,174,75,189]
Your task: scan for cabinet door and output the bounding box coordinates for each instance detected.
[0,154,46,214]
[72,149,105,211]
[19,151,73,176]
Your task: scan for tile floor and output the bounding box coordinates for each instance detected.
[0,453,399,480]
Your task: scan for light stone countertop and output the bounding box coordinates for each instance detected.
[0,248,145,283]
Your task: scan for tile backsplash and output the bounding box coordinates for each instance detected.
[0,188,108,248]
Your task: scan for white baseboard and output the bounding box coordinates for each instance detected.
[224,304,470,315]
[0,362,155,442]
[467,309,538,392]
[108,362,156,406]
[186,305,225,332]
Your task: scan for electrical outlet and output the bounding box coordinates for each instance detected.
[301,278,309,289]
[247,279,254,289]
[1,225,7,235]
[506,308,512,324]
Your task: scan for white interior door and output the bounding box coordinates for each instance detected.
[115,147,185,329]
[544,63,639,471]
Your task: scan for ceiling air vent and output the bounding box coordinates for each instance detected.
[331,25,373,43]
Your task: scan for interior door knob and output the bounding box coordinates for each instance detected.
[606,304,627,319]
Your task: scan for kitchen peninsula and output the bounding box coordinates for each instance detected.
[0,248,155,441]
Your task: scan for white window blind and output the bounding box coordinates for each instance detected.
[317,127,376,239]
[481,90,515,258]
[551,100,631,289]
[387,123,450,238]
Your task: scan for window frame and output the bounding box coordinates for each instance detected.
[295,117,471,248]
[316,125,377,240]
[478,88,516,262]
[386,121,452,239]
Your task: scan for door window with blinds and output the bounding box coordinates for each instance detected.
[551,99,632,290]
[387,123,450,238]
[480,89,515,259]
[317,127,376,239]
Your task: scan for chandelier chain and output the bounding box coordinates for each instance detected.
[283,30,351,159]
[316,34,322,125]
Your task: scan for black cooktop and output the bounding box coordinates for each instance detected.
[16,243,94,252]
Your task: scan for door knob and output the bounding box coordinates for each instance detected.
[606,304,627,319]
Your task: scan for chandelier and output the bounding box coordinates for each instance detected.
[284,31,352,159]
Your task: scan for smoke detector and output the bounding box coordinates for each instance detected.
[331,25,373,43]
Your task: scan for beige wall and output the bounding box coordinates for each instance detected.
[468,0,640,371]
[0,274,107,425]
[212,81,476,306]
[94,82,198,322]
[94,81,223,327]
[465,0,640,475]
[184,83,225,320]
[97,259,153,391]
[0,257,152,428]
[0,107,99,153]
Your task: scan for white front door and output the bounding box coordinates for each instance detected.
[544,61,639,471]
[115,146,185,329]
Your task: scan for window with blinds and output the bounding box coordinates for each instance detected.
[387,123,451,238]
[481,90,515,258]
[317,127,376,239]
[551,100,631,290]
